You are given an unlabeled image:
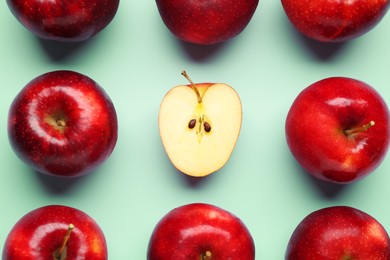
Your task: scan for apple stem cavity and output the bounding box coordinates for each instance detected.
[53,224,74,260]
[344,121,375,136]
[181,70,202,103]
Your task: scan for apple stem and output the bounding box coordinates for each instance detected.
[181,70,202,103]
[202,251,212,260]
[57,224,74,258]
[344,121,375,135]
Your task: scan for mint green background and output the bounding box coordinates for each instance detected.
[1,1,390,259]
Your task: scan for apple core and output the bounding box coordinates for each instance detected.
[182,71,213,144]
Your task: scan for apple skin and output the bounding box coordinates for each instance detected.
[147,203,255,259]
[286,206,390,259]
[155,0,259,45]
[2,205,108,260]
[7,0,120,42]
[285,77,390,184]
[8,70,118,177]
[281,0,390,42]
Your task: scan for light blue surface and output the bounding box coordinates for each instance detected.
[1,1,390,259]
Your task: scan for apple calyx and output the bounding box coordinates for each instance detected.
[201,250,212,260]
[53,224,74,260]
[45,111,68,133]
[181,71,212,143]
[344,121,375,136]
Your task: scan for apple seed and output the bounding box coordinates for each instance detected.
[188,119,196,129]
[204,122,211,132]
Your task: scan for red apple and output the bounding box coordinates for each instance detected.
[7,0,120,42]
[8,70,118,177]
[285,77,390,184]
[2,205,108,260]
[147,203,255,259]
[155,0,259,45]
[281,0,390,42]
[286,206,390,259]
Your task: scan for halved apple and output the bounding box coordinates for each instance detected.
[158,71,242,177]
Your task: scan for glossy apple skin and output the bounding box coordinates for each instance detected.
[286,206,390,259]
[156,0,259,45]
[147,203,255,259]
[285,77,390,184]
[281,0,390,42]
[8,70,118,177]
[7,0,120,42]
[2,205,108,260]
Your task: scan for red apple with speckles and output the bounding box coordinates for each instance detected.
[7,0,120,42]
[2,205,108,260]
[286,206,390,259]
[156,0,259,45]
[281,0,390,42]
[147,203,255,259]
[8,70,118,177]
[285,77,390,184]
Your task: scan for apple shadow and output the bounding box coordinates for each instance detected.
[289,158,351,199]
[177,168,216,189]
[298,35,348,61]
[36,37,92,62]
[177,40,230,62]
[34,170,94,195]
[304,172,351,199]
[284,20,349,61]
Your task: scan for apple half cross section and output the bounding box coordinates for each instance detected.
[159,71,242,177]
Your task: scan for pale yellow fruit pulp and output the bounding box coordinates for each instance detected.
[159,83,242,177]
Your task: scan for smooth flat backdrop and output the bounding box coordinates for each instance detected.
[1,1,390,259]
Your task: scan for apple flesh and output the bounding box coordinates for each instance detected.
[286,206,390,259]
[7,0,120,42]
[159,71,242,177]
[156,0,259,45]
[285,77,390,183]
[281,0,390,42]
[147,203,255,260]
[2,205,108,260]
[8,70,118,177]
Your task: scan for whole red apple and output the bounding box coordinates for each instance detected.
[8,70,118,177]
[286,206,390,259]
[156,0,259,45]
[7,0,120,42]
[147,203,255,259]
[285,77,390,184]
[2,205,108,260]
[281,0,390,42]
